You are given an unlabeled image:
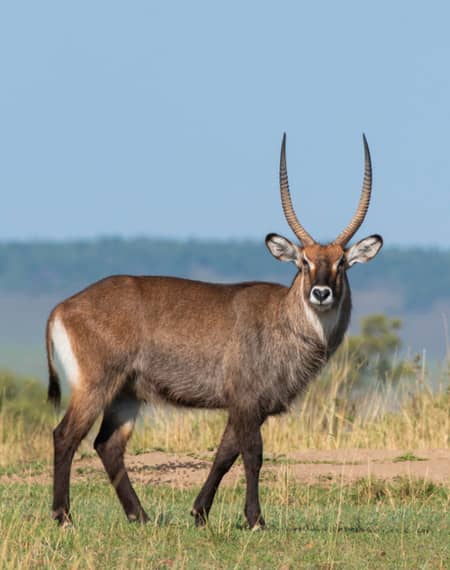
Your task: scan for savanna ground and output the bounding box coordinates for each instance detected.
[1,349,449,569]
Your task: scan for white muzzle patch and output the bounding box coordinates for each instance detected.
[309,286,333,308]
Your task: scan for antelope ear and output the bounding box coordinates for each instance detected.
[345,234,383,267]
[265,233,300,263]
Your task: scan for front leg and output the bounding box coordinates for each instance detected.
[233,416,266,529]
[192,419,239,526]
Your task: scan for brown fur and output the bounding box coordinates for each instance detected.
[47,136,383,528]
[47,138,382,529]
[47,264,354,528]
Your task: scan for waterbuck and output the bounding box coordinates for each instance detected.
[46,134,382,529]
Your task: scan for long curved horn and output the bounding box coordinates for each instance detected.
[279,133,315,246]
[333,134,372,246]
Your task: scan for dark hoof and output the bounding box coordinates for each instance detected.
[251,521,266,531]
[127,511,149,524]
[191,508,207,527]
[247,515,266,531]
[52,510,73,528]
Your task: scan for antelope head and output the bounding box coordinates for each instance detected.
[266,134,383,313]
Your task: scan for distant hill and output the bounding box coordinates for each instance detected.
[1,237,449,312]
[0,237,449,378]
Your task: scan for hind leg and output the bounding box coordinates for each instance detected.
[52,394,101,526]
[94,394,148,522]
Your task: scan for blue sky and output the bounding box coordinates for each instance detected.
[1,2,449,246]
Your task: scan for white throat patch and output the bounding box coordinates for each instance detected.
[301,277,344,344]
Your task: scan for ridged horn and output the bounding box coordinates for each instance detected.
[279,133,315,246]
[333,134,372,246]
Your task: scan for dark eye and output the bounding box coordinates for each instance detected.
[302,258,309,268]
[338,257,345,269]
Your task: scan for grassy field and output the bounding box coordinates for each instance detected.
[1,477,449,569]
[0,351,449,568]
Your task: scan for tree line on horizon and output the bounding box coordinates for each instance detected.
[0,237,448,312]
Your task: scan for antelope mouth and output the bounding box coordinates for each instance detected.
[309,299,334,312]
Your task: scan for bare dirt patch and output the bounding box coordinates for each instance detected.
[2,449,449,487]
[284,448,450,485]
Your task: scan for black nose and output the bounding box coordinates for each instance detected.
[312,287,331,302]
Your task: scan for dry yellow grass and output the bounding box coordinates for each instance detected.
[1,348,449,469]
[130,357,449,455]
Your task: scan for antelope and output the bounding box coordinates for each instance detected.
[46,133,382,529]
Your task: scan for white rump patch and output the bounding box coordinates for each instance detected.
[51,317,81,388]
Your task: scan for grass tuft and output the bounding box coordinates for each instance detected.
[0,479,448,568]
[393,452,427,463]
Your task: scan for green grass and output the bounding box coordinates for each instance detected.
[0,460,48,478]
[0,479,448,569]
[1,364,449,568]
[393,452,428,463]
